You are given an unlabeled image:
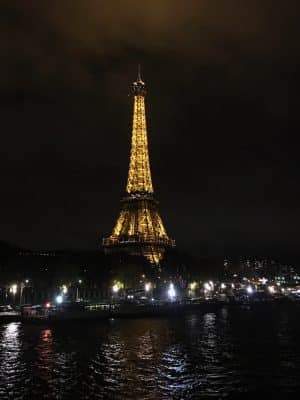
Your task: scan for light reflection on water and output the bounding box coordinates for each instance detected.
[0,307,300,399]
[0,322,26,398]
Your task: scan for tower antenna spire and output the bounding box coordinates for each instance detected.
[137,63,142,82]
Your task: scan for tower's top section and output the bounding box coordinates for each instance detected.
[132,64,146,96]
[126,68,153,194]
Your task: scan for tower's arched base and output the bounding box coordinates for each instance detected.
[103,195,175,264]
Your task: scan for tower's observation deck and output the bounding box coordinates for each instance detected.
[102,69,175,264]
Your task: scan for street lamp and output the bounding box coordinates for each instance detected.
[56,295,63,304]
[145,282,151,292]
[203,282,214,299]
[246,285,253,294]
[167,283,176,301]
[112,284,120,293]
[76,280,82,302]
[62,285,68,295]
[204,282,212,291]
[268,286,275,294]
[10,284,17,295]
[112,281,123,294]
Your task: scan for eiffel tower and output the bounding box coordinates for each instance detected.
[103,68,175,264]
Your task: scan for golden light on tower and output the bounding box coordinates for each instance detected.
[103,67,175,264]
[126,91,153,194]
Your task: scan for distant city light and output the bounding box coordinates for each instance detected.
[45,302,51,308]
[220,283,226,289]
[145,283,151,292]
[168,283,176,300]
[259,278,268,285]
[25,279,29,284]
[78,279,82,284]
[268,286,275,294]
[62,285,68,294]
[56,295,63,304]
[246,285,253,294]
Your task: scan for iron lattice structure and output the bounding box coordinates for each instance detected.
[103,70,175,264]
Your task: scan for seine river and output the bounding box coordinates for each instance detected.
[1,305,300,399]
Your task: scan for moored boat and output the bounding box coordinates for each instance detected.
[0,305,21,322]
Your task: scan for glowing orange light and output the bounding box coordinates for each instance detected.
[103,72,175,264]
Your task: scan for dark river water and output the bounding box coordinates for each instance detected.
[0,305,300,399]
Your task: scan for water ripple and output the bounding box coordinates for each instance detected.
[0,306,300,399]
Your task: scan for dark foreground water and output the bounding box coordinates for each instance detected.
[0,305,300,399]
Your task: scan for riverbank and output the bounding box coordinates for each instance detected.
[1,297,299,324]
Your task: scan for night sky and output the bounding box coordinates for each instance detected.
[1,1,299,259]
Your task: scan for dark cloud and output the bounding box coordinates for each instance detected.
[2,1,299,90]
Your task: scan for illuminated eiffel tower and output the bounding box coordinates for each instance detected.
[103,68,175,264]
